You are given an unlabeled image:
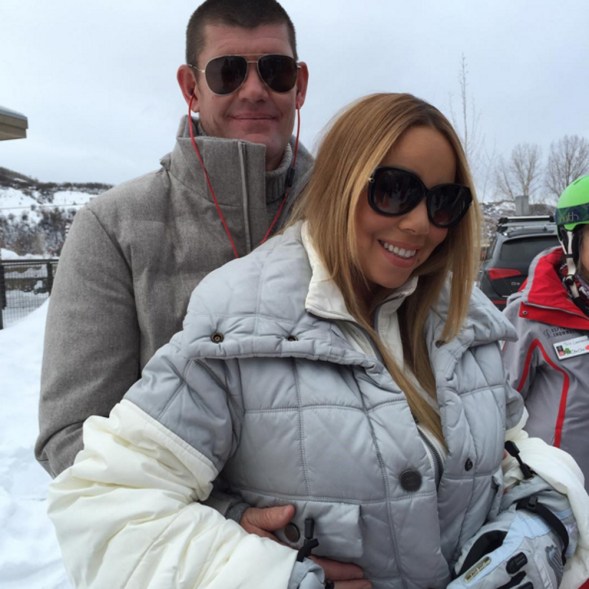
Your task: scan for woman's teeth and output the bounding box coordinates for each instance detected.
[382,242,416,259]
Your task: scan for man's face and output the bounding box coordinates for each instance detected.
[187,23,308,171]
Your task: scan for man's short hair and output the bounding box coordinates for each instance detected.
[186,0,298,66]
[186,0,298,65]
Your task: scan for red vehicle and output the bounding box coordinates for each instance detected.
[477,215,559,309]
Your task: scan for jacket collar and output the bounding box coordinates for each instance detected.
[300,221,418,323]
[192,117,295,204]
[518,246,589,329]
[163,115,313,206]
[156,115,313,255]
[162,115,274,205]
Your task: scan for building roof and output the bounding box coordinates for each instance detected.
[0,106,28,140]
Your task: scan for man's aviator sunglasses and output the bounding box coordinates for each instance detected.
[368,167,473,228]
[190,54,299,96]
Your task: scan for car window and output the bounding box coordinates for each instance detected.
[498,236,558,263]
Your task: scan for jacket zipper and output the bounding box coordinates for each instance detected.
[238,142,253,253]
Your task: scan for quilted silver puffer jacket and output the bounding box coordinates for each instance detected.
[120,222,524,588]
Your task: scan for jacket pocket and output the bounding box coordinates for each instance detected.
[242,492,364,561]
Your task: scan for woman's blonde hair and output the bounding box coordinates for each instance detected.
[290,93,481,442]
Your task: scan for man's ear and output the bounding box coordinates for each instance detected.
[177,64,199,111]
[294,62,309,109]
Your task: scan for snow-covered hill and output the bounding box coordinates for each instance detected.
[0,167,112,257]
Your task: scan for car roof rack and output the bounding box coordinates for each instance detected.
[496,215,555,233]
[497,215,554,225]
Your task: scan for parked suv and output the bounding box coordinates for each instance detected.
[478,215,559,309]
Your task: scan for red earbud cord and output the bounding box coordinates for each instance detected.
[187,96,301,259]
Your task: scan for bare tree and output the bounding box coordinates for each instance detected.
[449,55,496,200]
[495,143,542,202]
[545,135,589,201]
[450,55,481,166]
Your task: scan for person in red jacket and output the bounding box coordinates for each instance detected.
[503,175,589,495]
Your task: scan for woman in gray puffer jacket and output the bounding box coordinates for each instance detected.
[47,94,589,589]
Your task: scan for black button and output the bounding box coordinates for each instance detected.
[211,332,224,343]
[287,335,298,341]
[400,469,422,492]
[284,523,301,543]
[464,458,473,471]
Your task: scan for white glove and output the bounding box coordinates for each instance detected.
[448,503,567,589]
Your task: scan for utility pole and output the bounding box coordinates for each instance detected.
[515,194,530,216]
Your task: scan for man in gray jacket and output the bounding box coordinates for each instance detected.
[37,3,372,584]
[37,0,315,510]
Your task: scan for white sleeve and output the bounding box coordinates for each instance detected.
[504,411,589,589]
[47,400,298,589]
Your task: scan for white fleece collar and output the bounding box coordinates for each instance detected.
[300,221,418,322]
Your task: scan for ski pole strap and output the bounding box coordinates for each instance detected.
[516,495,569,564]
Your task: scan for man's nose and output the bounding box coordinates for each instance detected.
[238,62,269,98]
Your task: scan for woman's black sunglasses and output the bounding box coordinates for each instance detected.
[367,166,473,228]
[190,54,299,96]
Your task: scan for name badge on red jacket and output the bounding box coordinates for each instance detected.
[553,335,589,360]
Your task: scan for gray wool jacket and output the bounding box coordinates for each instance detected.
[36,116,313,477]
[47,224,589,589]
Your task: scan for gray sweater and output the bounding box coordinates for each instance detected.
[36,116,313,477]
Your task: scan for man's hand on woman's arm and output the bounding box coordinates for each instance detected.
[241,505,371,589]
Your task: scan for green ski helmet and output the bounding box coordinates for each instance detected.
[555,175,589,292]
[555,176,589,298]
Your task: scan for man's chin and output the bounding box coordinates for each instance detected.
[236,132,285,154]
[224,123,289,167]
[238,133,269,147]
[229,116,282,137]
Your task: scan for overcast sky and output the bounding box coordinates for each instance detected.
[1,0,588,201]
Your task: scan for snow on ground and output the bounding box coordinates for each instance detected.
[0,302,72,589]
[1,247,41,261]
[51,191,92,209]
[0,186,40,213]
[0,186,93,220]
[1,248,21,260]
